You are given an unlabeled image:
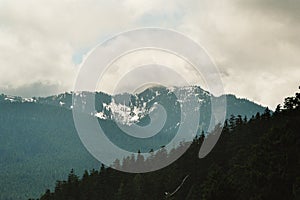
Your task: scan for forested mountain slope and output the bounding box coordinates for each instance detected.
[0,86,266,200]
[38,88,300,200]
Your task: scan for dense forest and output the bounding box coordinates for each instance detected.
[0,86,266,200]
[36,88,300,200]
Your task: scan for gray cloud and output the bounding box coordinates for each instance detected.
[175,0,300,108]
[0,0,299,109]
[0,81,61,97]
[236,0,300,21]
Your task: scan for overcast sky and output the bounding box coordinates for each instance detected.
[0,0,299,109]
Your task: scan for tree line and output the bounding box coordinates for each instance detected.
[35,87,300,200]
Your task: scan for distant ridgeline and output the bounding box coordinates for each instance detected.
[37,87,300,200]
[0,86,266,200]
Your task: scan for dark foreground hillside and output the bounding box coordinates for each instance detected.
[37,89,300,200]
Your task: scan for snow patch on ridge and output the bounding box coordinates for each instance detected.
[95,98,155,126]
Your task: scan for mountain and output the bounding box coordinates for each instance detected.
[38,87,300,200]
[0,86,267,200]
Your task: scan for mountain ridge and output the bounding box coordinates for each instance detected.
[0,85,267,200]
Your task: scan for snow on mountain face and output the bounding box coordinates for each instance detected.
[4,96,17,102]
[22,98,37,103]
[0,86,268,138]
[95,99,158,125]
[99,100,148,125]
[1,86,209,120]
[1,95,37,103]
[95,111,107,120]
[93,86,208,126]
